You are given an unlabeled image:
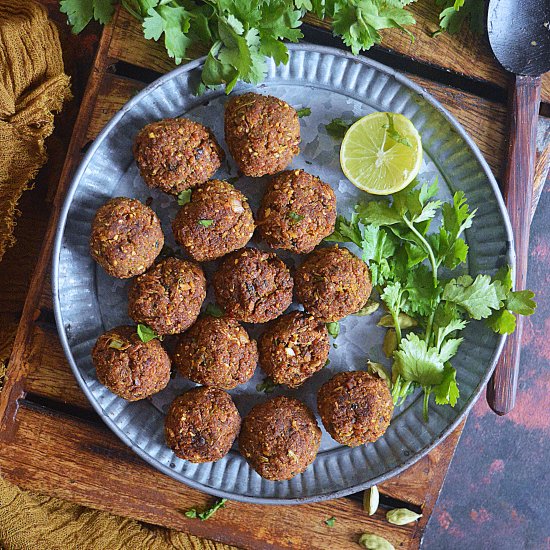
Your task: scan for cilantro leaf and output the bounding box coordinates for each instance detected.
[506,290,536,316]
[434,364,459,406]
[325,215,362,247]
[205,303,224,318]
[326,322,340,339]
[486,309,516,335]
[442,274,506,320]
[382,113,412,147]
[403,265,440,317]
[143,8,165,40]
[61,0,116,33]
[177,189,192,206]
[438,337,463,363]
[493,265,513,293]
[287,211,304,222]
[137,324,159,343]
[393,333,445,386]
[256,377,278,394]
[198,219,214,227]
[332,1,415,55]
[325,118,355,139]
[325,516,336,527]
[360,224,396,285]
[437,0,485,35]
[357,201,402,227]
[297,107,311,117]
[185,498,227,521]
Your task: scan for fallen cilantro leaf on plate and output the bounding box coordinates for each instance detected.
[325,118,355,139]
[256,377,278,394]
[297,107,311,117]
[326,321,340,339]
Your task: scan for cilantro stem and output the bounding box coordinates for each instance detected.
[422,388,431,422]
[403,216,438,288]
[425,309,435,345]
[390,307,402,342]
[391,375,402,404]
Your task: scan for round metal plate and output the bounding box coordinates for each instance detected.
[53,44,513,504]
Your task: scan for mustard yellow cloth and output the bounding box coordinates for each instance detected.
[0,0,71,261]
[0,3,235,548]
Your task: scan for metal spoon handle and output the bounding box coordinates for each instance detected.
[487,74,541,416]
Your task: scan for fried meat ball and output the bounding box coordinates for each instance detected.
[212,247,293,323]
[317,371,393,447]
[89,197,163,279]
[224,93,300,177]
[295,246,372,322]
[239,397,321,480]
[258,311,329,388]
[92,325,171,401]
[164,387,241,463]
[174,316,258,389]
[257,170,336,253]
[172,179,255,262]
[133,118,224,195]
[128,257,206,335]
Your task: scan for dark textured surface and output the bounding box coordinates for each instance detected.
[424,184,550,549]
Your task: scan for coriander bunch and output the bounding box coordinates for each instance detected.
[327,180,536,420]
[60,0,482,93]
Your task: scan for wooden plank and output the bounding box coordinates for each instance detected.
[0,403,419,550]
[109,6,550,104]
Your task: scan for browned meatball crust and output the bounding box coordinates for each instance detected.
[224,93,300,177]
[92,326,171,401]
[317,371,393,447]
[257,170,337,253]
[128,257,206,335]
[164,387,241,463]
[295,246,372,322]
[259,311,329,388]
[89,197,164,279]
[172,179,255,262]
[212,247,293,323]
[174,316,258,389]
[133,118,224,195]
[239,397,321,480]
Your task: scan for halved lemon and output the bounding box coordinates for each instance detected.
[340,112,423,195]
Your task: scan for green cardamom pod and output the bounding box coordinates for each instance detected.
[358,533,395,550]
[354,299,380,316]
[377,312,418,329]
[363,484,379,516]
[386,507,422,525]
[382,329,397,358]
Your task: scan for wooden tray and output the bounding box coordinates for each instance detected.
[1,4,547,548]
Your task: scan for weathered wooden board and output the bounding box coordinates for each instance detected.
[0,402,462,549]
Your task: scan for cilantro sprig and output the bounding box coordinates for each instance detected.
[327,180,536,420]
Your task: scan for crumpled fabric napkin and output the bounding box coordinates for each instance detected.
[0,0,71,261]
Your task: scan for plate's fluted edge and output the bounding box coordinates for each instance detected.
[52,43,514,505]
